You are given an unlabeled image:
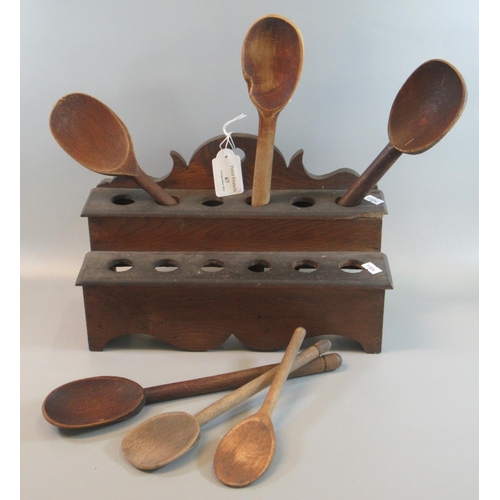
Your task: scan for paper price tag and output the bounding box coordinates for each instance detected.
[361,262,383,275]
[364,195,384,205]
[212,149,244,197]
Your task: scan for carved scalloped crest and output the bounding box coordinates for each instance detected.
[98,133,362,190]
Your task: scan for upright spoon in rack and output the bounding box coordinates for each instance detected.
[122,334,337,470]
[42,353,341,430]
[242,14,304,206]
[49,92,178,206]
[213,326,308,487]
[337,59,467,207]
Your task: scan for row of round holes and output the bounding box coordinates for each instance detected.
[108,258,366,274]
[112,194,320,209]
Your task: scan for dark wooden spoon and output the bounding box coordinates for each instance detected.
[42,353,341,430]
[242,15,304,206]
[49,93,178,206]
[337,59,467,207]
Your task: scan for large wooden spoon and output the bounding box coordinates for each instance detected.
[49,93,178,206]
[337,59,467,207]
[213,326,307,487]
[242,15,304,206]
[122,335,337,470]
[42,353,340,430]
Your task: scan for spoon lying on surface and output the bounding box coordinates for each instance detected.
[337,59,467,207]
[122,334,337,470]
[49,92,178,206]
[42,353,341,430]
[242,14,304,206]
[213,326,307,487]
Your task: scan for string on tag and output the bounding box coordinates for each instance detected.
[219,114,247,150]
[212,114,246,197]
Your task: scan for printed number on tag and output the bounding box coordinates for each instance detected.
[212,149,244,197]
[361,262,383,274]
[364,195,384,205]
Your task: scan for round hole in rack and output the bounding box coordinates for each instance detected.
[290,196,315,208]
[247,260,272,273]
[154,259,180,273]
[108,259,133,272]
[200,260,225,273]
[201,197,224,207]
[112,194,135,205]
[292,260,319,273]
[339,259,364,273]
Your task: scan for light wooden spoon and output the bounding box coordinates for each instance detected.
[50,93,178,206]
[212,326,308,487]
[122,333,336,470]
[337,59,467,207]
[242,14,304,206]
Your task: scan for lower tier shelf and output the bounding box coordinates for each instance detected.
[76,250,393,353]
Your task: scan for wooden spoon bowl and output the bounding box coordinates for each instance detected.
[42,376,145,429]
[389,59,467,154]
[50,93,131,174]
[213,413,275,487]
[50,93,178,205]
[242,15,303,114]
[122,412,201,470]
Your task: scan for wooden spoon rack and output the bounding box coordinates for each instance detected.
[76,133,393,352]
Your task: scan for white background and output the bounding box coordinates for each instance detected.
[20,1,479,499]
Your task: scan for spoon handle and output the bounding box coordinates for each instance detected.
[194,336,331,427]
[337,142,403,207]
[259,326,306,417]
[143,353,341,405]
[251,113,279,206]
[133,167,179,206]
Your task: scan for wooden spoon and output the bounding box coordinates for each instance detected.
[122,335,337,470]
[337,59,467,207]
[42,353,340,430]
[49,93,178,206]
[213,326,307,487]
[242,15,304,206]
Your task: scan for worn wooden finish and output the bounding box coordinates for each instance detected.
[76,251,392,352]
[80,129,388,254]
[121,338,333,470]
[242,15,304,206]
[42,354,341,430]
[338,59,467,206]
[213,327,306,487]
[43,376,144,430]
[83,187,386,252]
[50,93,178,206]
